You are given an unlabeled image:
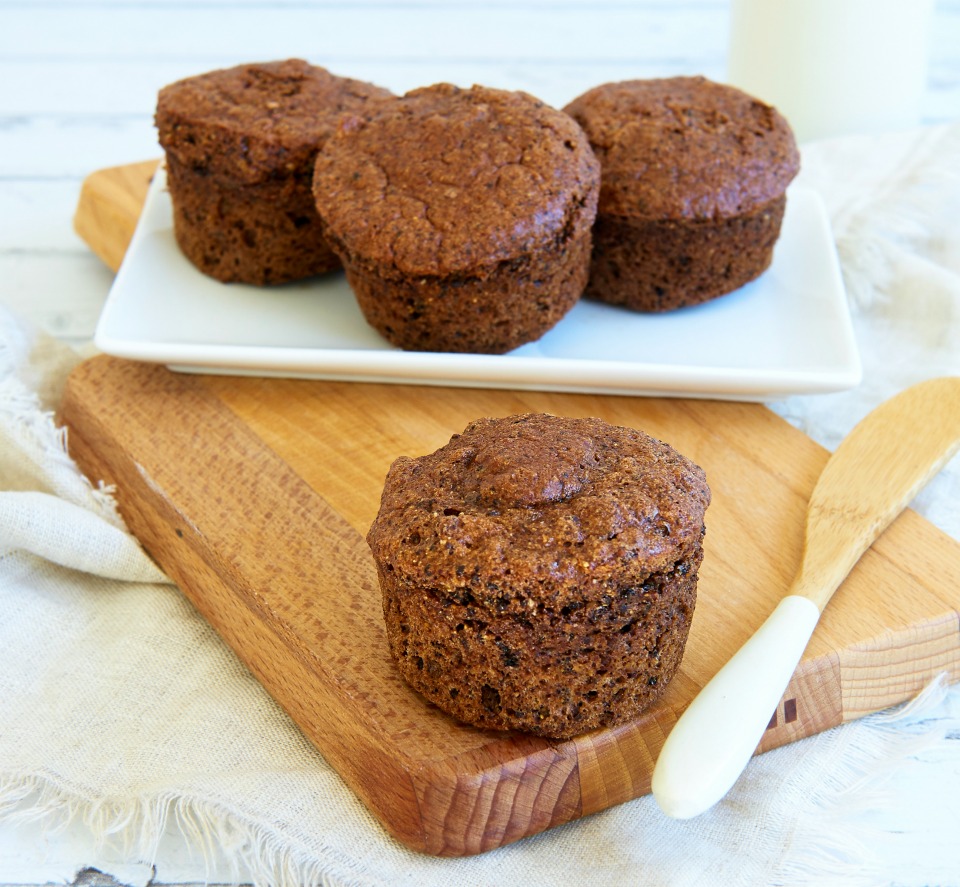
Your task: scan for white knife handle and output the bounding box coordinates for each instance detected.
[651,595,821,819]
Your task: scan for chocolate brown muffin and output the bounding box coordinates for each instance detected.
[312,83,600,353]
[156,59,391,285]
[563,76,800,312]
[367,413,710,739]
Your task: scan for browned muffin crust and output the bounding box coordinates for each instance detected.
[156,59,392,285]
[163,160,343,285]
[564,76,799,312]
[312,83,600,353]
[367,413,710,739]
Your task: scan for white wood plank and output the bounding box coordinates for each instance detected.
[0,180,91,250]
[0,56,726,117]
[0,251,114,342]
[0,56,953,121]
[0,4,729,65]
[0,116,158,178]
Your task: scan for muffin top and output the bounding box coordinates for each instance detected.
[367,413,710,616]
[312,83,600,278]
[563,76,799,221]
[156,59,392,185]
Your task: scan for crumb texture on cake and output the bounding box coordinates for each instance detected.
[155,59,392,285]
[156,59,392,185]
[564,75,800,222]
[312,83,599,353]
[563,75,799,312]
[367,413,710,739]
[313,83,600,279]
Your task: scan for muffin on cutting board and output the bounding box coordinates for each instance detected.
[156,59,391,285]
[312,83,600,353]
[367,413,711,740]
[564,76,800,312]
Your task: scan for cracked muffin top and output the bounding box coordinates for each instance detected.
[156,59,392,185]
[366,413,711,615]
[311,83,600,278]
[563,76,799,222]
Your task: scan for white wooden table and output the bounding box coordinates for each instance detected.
[2,2,959,884]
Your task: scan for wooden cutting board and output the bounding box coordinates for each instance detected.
[64,162,960,857]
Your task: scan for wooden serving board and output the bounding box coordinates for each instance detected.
[64,162,960,857]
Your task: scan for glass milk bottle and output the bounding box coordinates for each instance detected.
[726,0,934,142]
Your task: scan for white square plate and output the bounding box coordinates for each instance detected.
[95,165,860,402]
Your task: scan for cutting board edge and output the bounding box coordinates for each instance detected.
[57,364,436,852]
[74,159,159,274]
[836,606,960,722]
[59,357,597,856]
[57,356,597,856]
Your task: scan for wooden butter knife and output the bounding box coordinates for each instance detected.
[652,376,960,819]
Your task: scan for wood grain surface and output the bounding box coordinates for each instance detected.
[73,160,160,273]
[61,163,960,856]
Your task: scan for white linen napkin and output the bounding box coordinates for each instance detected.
[2,122,959,887]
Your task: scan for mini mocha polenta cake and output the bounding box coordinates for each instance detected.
[366,413,711,740]
[312,83,600,353]
[563,76,800,312]
[156,59,391,285]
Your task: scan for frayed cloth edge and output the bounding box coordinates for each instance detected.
[0,378,125,530]
[769,674,957,887]
[2,678,957,887]
[0,774,374,887]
